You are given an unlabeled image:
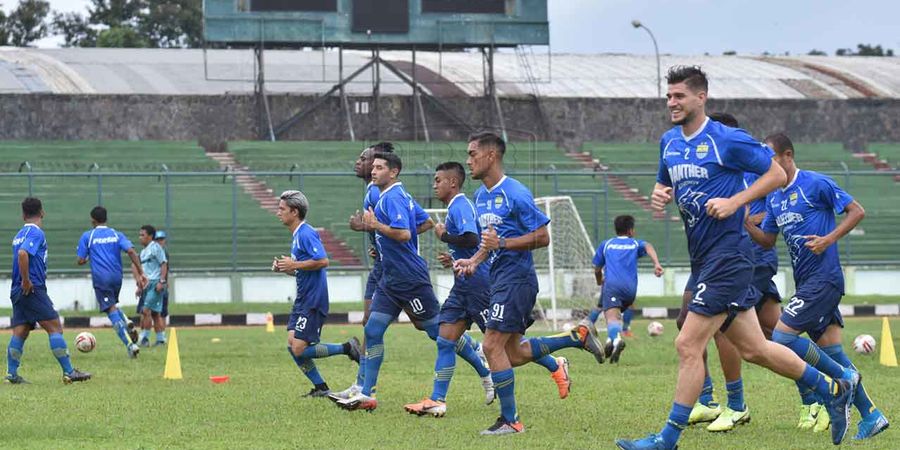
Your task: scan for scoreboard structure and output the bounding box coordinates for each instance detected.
[203,0,550,140]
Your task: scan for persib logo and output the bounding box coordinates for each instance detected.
[696,143,709,159]
[494,195,503,208]
[789,192,798,206]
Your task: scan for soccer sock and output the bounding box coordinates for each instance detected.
[286,347,327,387]
[362,312,392,396]
[795,381,818,405]
[492,369,517,423]
[355,356,366,388]
[6,335,24,376]
[139,329,150,342]
[607,321,622,342]
[799,364,833,401]
[772,330,849,380]
[422,317,440,341]
[455,334,489,378]
[116,309,131,325]
[623,308,634,331]
[156,331,166,343]
[519,337,559,372]
[698,375,715,406]
[726,378,746,411]
[528,332,581,361]
[431,336,457,402]
[48,333,74,375]
[659,402,691,449]
[822,344,876,419]
[587,308,601,324]
[108,311,131,346]
[300,343,346,359]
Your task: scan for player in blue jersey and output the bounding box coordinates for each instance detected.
[76,206,147,358]
[453,132,605,435]
[582,215,663,363]
[745,133,888,440]
[272,190,361,397]
[338,152,489,412]
[136,224,168,346]
[6,197,91,384]
[615,66,855,450]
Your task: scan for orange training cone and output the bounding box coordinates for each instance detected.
[265,312,275,333]
[880,317,897,367]
[163,327,183,379]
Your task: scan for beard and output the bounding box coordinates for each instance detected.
[671,108,695,126]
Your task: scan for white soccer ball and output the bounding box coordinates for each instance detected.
[853,334,876,355]
[647,321,664,337]
[75,332,96,353]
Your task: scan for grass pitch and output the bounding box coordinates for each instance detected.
[0,318,896,449]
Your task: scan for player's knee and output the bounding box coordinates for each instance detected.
[674,333,701,360]
[738,345,767,365]
[290,340,308,357]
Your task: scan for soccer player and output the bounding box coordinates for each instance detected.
[6,197,91,384]
[453,132,605,435]
[76,206,146,358]
[745,133,888,440]
[136,224,168,346]
[134,230,170,320]
[615,66,855,450]
[582,215,663,363]
[272,190,361,397]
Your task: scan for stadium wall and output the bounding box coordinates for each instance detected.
[1,94,899,146]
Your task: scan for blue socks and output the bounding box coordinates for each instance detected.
[772,330,850,380]
[156,331,166,343]
[608,321,622,342]
[822,344,876,419]
[362,312,392,396]
[799,364,833,401]
[699,375,715,406]
[796,381,818,405]
[492,369,517,423]
[356,356,366,387]
[456,334,489,377]
[623,308,634,331]
[726,378,745,411]
[587,308,601,324]
[527,332,580,361]
[300,343,346,359]
[660,402,691,448]
[431,336,457,402]
[518,337,559,372]
[287,347,326,386]
[6,335,24,376]
[49,332,74,375]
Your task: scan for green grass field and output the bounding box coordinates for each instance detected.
[0,318,896,449]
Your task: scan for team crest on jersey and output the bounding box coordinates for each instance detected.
[695,143,709,159]
[494,195,503,209]
[789,192,798,206]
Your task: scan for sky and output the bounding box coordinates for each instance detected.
[16,0,900,56]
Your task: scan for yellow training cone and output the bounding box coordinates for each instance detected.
[880,317,898,367]
[265,312,275,333]
[164,327,183,379]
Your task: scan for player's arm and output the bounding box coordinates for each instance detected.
[363,206,411,243]
[349,210,373,232]
[76,234,88,265]
[156,262,168,292]
[284,257,329,271]
[416,218,435,234]
[17,249,33,295]
[744,221,778,249]
[806,200,865,255]
[126,248,148,289]
[707,162,786,219]
[594,266,604,286]
[440,231,478,248]
[651,182,673,211]
[644,243,664,277]
[77,257,87,265]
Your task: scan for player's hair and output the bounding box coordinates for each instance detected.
[141,224,157,238]
[373,151,403,174]
[90,206,107,223]
[764,132,795,155]
[280,190,309,221]
[709,112,739,128]
[21,197,42,218]
[468,131,506,155]
[614,215,636,235]
[666,65,708,93]
[368,142,394,154]
[435,161,466,187]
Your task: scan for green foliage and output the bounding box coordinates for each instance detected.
[51,0,203,48]
[6,0,50,46]
[96,25,148,47]
[807,49,827,56]
[836,44,894,57]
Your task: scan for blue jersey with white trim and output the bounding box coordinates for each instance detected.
[445,193,490,291]
[11,224,48,295]
[77,226,133,288]
[761,170,853,291]
[592,236,647,298]
[364,181,429,263]
[473,176,550,286]
[744,173,779,268]
[291,222,330,312]
[374,182,431,288]
[656,118,773,263]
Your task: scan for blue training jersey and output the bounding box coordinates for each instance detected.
[592,236,647,298]
[77,226,133,288]
[365,181,429,263]
[656,117,773,263]
[474,176,550,286]
[744,173,779,269]
[761,169,853,291]
[11,223,48,296]
[374,182,431,289]
[445,193,490,291]
[292,222,330,312]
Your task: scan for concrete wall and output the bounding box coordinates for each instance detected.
[1,94,898,146]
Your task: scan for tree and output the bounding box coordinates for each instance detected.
[139,0,203,48]
[807,49,827,56]
[836,44,895,57]
[0,6,8,46]
[96,25,148,47]
[51,11,96,47]
[7,0,50,46]
[51,0,202,48]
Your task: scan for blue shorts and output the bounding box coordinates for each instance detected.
[751,263,781,310]
[11,285,59,328]
[486,280,538,335]
[94,284,122,312]
[371,283,440,322]
[288,306,326,344]
[440,287,490,333]
[141,280,164,313]
[364,262,383,300]
[599,287,635,312]
[781,282,843,342]
[686,248,758,318]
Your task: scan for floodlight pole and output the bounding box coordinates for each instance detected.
[632,20,662,98]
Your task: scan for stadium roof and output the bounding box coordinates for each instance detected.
[0,47,898,99]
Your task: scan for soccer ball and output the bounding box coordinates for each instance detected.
[647,321,664,337]
[75,332,96,353]
[853,334,876,355]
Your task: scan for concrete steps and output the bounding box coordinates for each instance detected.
[565,151,669,220]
